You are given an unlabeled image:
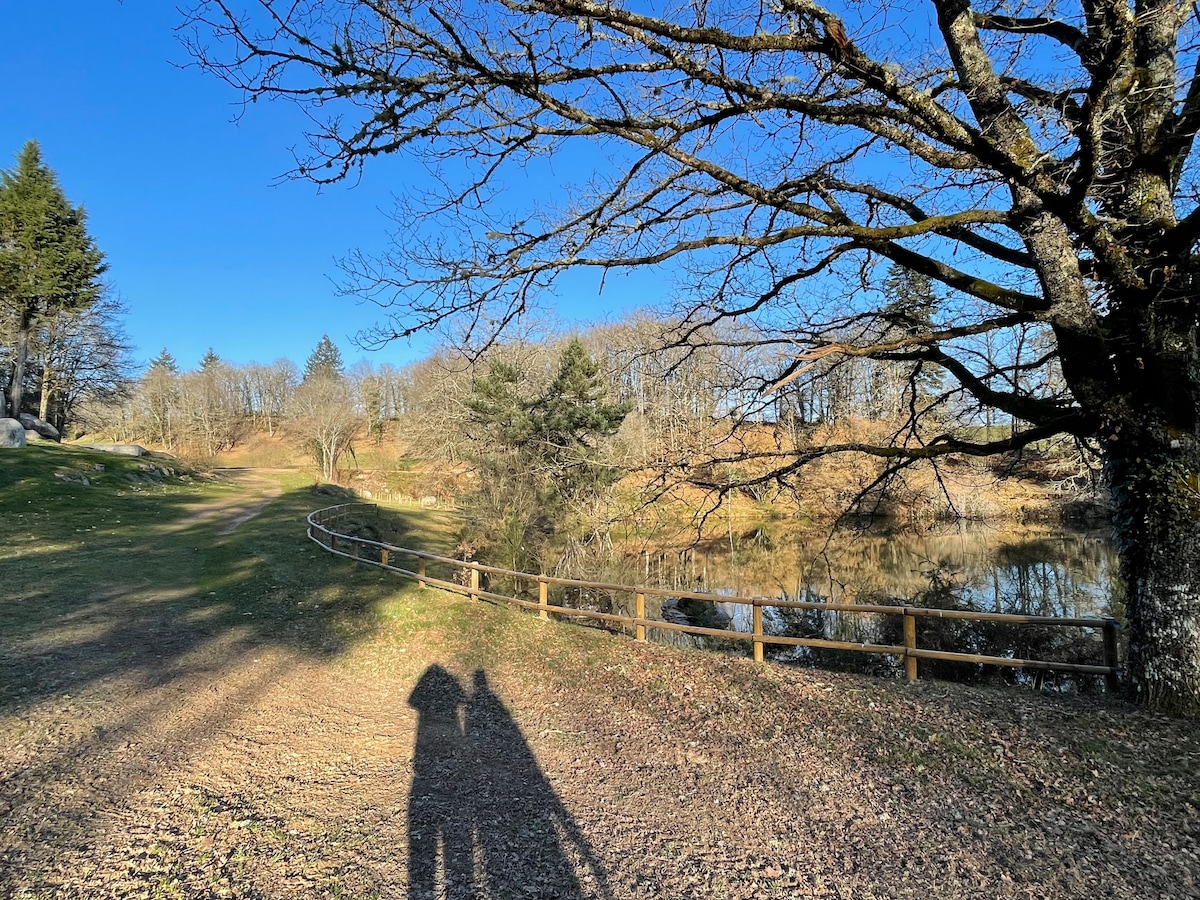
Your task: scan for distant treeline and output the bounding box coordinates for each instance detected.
[73,310,1094,512]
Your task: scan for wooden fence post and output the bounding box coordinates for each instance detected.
[469,567,480,602]
[635,592,646,642]
[904,609,918,683]
[418,558,427,589]
[330,534,337,552]
[1103,620,1121,692]
[352,541,360,563]
[539,578,549,620]
[381,548,389,568]
[752,598,764,664]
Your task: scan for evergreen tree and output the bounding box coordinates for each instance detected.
[147,348,178,374]
[463,338,629,572]
[464,360,534,447]
[531,338,629,494]
[468,339,629,494]
[880,265,938,336]
[0,141,106,418]
[199,347,222,373]
[303,334,344,382]
[143,348,181,449]
[877,265,945,417]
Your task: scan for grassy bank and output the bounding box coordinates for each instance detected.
[1,444,1195,899]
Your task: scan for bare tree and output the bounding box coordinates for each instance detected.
[349,359,390,442]
[35,293,133,435]
[242,358,298,435]
[289,375,361,480]
[186,0,1200,711]
[166,351,247,456]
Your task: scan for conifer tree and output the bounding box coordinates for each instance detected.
[464,338,629,572]
[302,334,344,382]
[199,348,222,373]
[143,348,180,448]
[0,141,106,418]
[147,348,179,374]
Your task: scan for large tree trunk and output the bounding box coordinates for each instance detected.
[8,310,32,418]
[38,365,52,423]
[1106,407,1200,715]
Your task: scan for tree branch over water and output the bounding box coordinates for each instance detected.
[184,0,1200,712]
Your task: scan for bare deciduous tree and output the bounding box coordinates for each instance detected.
[289,375,361,480]
[242,359,299,435]
[36,293,133,435]
[185,0,1200,711]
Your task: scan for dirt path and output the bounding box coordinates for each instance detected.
[1,476,1197,899]
[152,467,284,535]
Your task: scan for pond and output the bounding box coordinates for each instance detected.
[630,522,1119,620]
[617,521,1121,686]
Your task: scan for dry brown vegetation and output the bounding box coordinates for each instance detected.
[207,420,1093,536]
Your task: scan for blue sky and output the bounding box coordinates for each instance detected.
[0,1,650,371]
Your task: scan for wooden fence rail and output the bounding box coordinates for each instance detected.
[306,502,1122,688]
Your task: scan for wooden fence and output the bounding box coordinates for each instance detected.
[307,502,1122,688]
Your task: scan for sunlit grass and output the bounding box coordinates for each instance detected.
[0,443,470,709]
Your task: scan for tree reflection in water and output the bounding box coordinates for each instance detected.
[615,525,1121,686]
[407,666,612,900]
[637,525,1118,621]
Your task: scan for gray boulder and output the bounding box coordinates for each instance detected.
[78,443,148,457]
[0,419,26,448]
[18,413,60,442]
[54,468,91,486]
[662,596,733,630]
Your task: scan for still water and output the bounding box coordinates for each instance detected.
[609,523,1120,684]
[628,523,1117,617]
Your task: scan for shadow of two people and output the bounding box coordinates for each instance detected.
[407,666,612,900]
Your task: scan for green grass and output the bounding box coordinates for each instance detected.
[0,442,465,709]
[0,441,614,711]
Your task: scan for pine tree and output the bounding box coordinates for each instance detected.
[527,338,629,491]
[467,338,628,490]
[877,265,944,417]
[464,360,534,447]
[302,335,344,382]
[880,264,938,336]
[199,348,222,373]
[463,339,630,572]
[147,348,178,374]
[0,141,106,418]
[143,348,180,449]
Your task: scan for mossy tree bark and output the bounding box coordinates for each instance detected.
[1101,300,1200,714]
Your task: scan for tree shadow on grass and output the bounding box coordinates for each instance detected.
[0,476,408,712]
[0,460,435,894]
[408,665,612,900]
